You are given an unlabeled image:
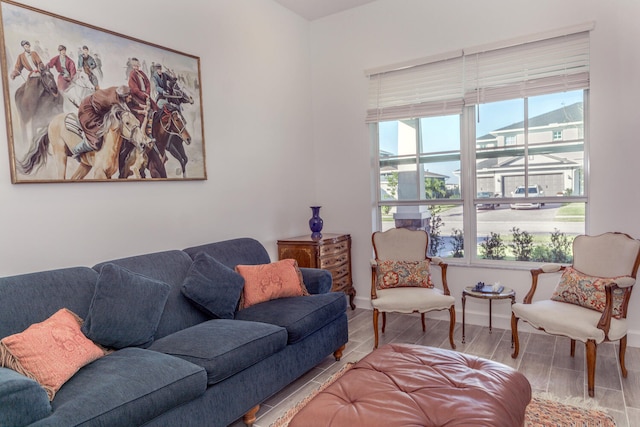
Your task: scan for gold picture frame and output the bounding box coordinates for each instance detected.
[0,0,206,182]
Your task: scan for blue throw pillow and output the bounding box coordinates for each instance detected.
[182,252,244,319]
[81,263,171,349]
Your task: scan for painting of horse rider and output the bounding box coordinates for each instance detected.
[0,0,206,183]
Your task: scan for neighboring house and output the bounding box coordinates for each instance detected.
[475,102,584,197]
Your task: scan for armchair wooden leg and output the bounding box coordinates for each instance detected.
[421,313,426,332]
[448,306,456,349]
[586,339,597,397]
[511,313,520,358]
[570,339,576,357]
[373,309,380,349]
[620,335,628,378]
[382,312,387,333]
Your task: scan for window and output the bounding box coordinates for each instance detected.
[370,25,590,263]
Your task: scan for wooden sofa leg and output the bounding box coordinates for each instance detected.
[243,405,260,426]
[511,313,520,358]
[586,340,597,397]
[333,345,346,361]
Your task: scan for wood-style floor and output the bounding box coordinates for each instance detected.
[231,308,640,427]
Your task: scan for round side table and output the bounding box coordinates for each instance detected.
[462,286,516,344]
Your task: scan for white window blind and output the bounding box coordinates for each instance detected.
[464,31,590,105]
[366,24,592,123]
[366,54,464,123]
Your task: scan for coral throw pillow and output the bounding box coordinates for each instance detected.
[0,308,105,400]
[236,259,309,309]
[551,266,626,319]
[376,260,433,290]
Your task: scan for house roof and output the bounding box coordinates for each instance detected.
[496,102,583,132]
[477,101,583,140]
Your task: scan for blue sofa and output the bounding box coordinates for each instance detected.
[0,238,348,427]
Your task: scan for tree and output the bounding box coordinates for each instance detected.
[424,177,446,199]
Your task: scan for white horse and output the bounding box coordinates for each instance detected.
[63,69,95,113]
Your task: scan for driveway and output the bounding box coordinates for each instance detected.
[440,203,584,237]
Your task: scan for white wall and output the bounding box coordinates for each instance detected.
[4,0,640,346]
[309,0,640,345]
[0,0,317,273]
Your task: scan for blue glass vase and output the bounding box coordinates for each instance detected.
[309,206,323,239]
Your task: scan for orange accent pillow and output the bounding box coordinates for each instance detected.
[235,259,309,309]
[0,308,106,400]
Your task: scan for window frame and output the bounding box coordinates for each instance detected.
[373,91,589,266]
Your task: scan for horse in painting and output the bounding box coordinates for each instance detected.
[62,69,95,113]
[18,104,150,180]
[14,67,63,145]
[119,107,191,179]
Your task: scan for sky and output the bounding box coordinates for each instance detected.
[379,90,584,185]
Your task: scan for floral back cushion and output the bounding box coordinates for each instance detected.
[376,260,433,290]
[550,266,627,319]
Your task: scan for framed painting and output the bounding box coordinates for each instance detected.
[0,0,206,182]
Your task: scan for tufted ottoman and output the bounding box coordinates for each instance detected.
[289,343,531,427]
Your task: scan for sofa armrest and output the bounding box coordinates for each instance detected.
[299,268,332,294]
[0,367,51,426]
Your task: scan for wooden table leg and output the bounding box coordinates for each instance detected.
[462,293,467,344]
[489,299,493,333]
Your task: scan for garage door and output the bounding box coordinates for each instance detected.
[502,174,563,196]
[476,177,495,194]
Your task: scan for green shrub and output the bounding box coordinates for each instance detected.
[480,232,506,260]
[510,227,533,261]
[428,206,444,257]
[451,228,464,258]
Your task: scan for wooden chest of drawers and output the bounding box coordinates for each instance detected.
[277,233,355,309]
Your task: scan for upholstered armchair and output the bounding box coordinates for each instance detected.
[511,232,640,397]
[370,228,456,349]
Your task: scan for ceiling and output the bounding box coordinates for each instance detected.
[273,0,377,21]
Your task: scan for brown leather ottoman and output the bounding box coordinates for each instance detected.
[289,343,531,427]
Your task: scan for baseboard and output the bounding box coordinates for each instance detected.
[352,296,640,348]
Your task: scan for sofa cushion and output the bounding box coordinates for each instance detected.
[93,250,209,341]
[234,292,347,344]
[82,263,171,349]
[0,367,51,426]
[182,252,244,319]
[183,238,271,269]
[0,267,98,340]
[236,259,309,309]
[148,319,287,385]
[0,308,105,400]
[39,347,206,426]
